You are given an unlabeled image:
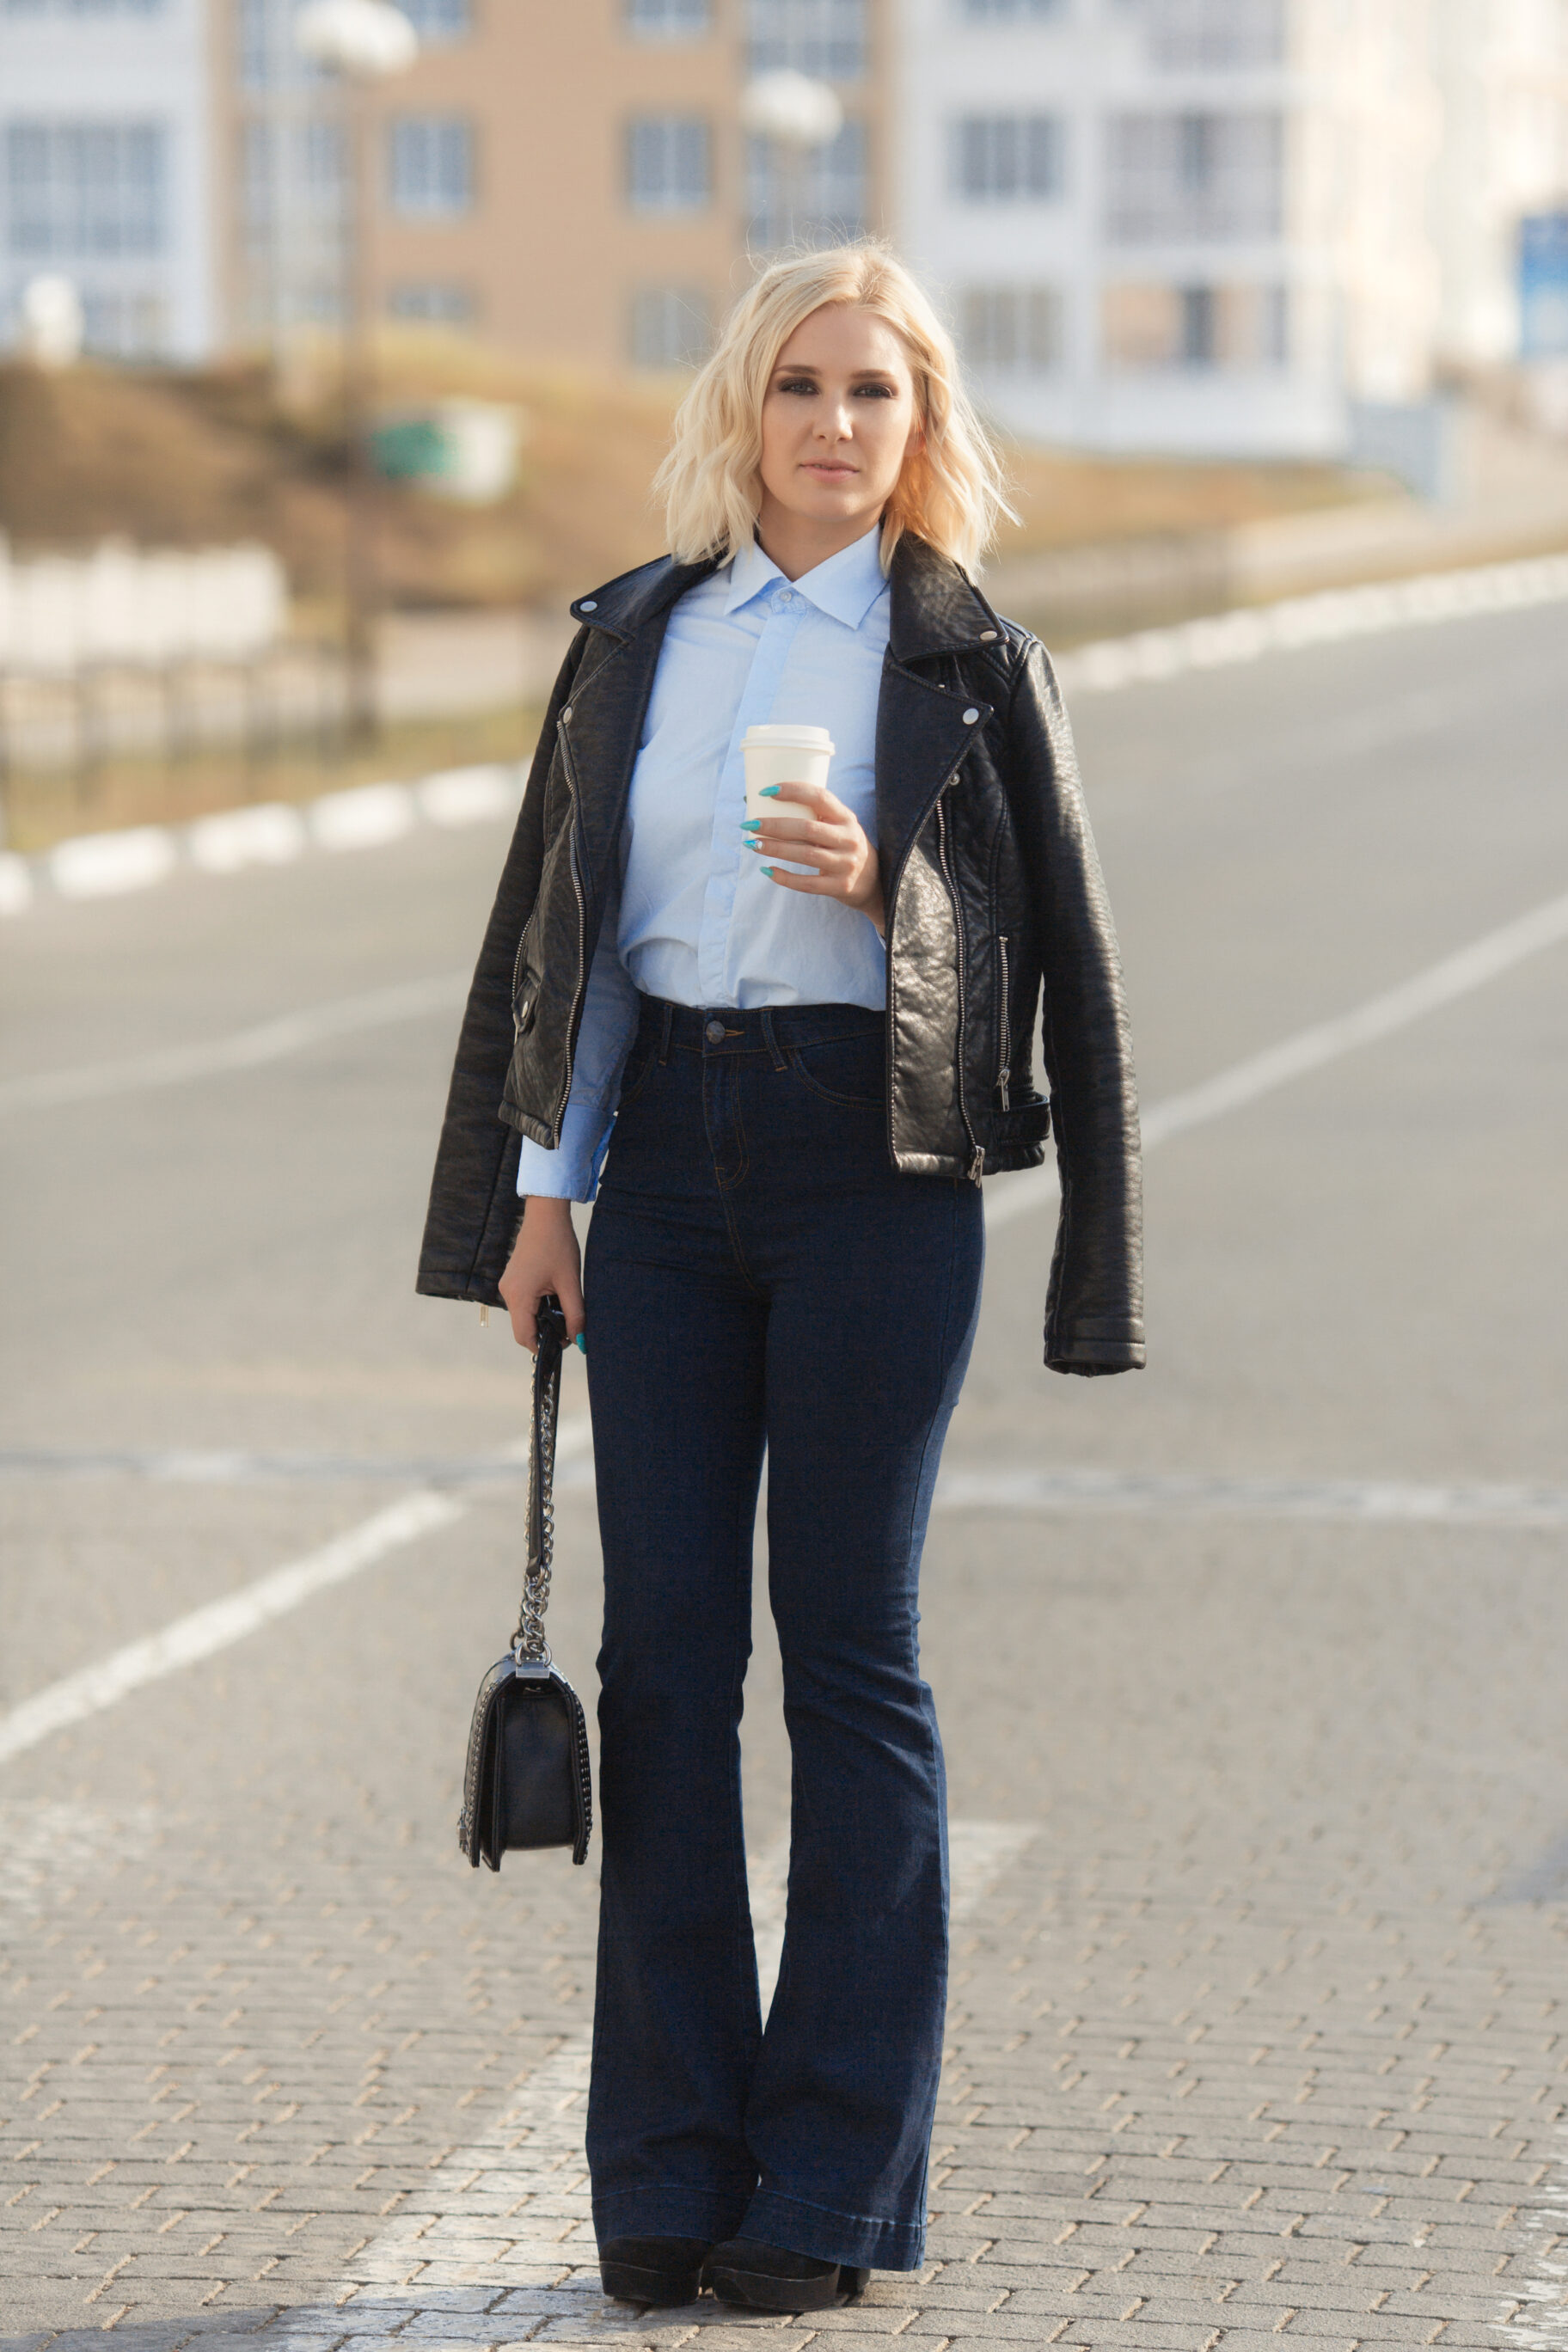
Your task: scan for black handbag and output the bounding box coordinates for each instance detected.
[458,1296,593,1870]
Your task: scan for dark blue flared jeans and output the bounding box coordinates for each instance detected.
[581,995,984,2270]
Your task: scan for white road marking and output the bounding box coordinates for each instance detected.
[933,1465,1568,1530]
[0,970,468,1115]
[1496,2138,1568,2348]
[318,1820,1037,2332]
[0,1422,593,1769]
[0,1491,462,1766]
[5,1442,1564,1533]
[985,881,1568,1233]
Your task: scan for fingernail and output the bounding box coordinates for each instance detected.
[745,838,763,850]
[575,1332,587,1355]
[742,818,761,830]
[761,785,782,797]
[761,865,775,879]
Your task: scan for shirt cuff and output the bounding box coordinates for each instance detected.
[515,1096,616,1204]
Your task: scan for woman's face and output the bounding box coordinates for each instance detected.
[756,303,924,543]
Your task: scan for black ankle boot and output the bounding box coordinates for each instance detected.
[599,2234,712,2305]
[703,2237,871,2311]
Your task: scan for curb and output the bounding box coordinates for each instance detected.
[3,544,1566,922]
[0,762,524,921]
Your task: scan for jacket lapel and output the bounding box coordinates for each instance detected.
[558,554,717,900]
[874,536,1001,894]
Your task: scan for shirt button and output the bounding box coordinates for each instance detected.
[560,706,573,722]
[962,707,981,724]
[705,1020,726,1044]
[579,598,597,612]
[979,628,998,641]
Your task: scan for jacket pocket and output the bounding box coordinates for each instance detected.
[986,1094,1050,1148]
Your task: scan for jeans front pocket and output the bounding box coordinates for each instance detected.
[784,1031,885,1109]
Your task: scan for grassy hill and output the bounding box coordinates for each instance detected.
[0,330,1374,622]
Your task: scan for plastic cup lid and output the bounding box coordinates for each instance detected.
[742,724,835,751]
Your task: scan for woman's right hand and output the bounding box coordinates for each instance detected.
[499,1197,586,1353]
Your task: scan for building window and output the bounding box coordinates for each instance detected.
[1122,0,1285,70]
[746,116,866,248]
[625,0,710,34]
[3,120,166,257]
[953,114,1065,203]
[1103,280,1289,370]
[400,0,471,39]
[1106,110,1282,242]
[628,285,714,367]
[961,285,1063,375]
[80,287,168,353]
[387,116,475,218]
[627,115,711,213]
[747,0,866,82]
[1,0,163,12]
[388,279,476,323]
[959,0,1062,20]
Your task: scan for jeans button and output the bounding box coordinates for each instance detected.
[705,1019,726,1044]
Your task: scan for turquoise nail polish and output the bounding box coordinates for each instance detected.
[742,818,761,830]
[745,838,763,850]
[761,865,775,879]
[575,1332,587,1355]
[760,785,782,797]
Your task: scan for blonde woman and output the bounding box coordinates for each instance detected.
[419,243,1143,2314]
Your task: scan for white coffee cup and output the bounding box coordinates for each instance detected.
[743,722,835,828]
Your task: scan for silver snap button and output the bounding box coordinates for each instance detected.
[579,598,597,612]
[962,707,980,724]
[979,628,998,641]
[561,706,573,722]
[705,1019,726,1045]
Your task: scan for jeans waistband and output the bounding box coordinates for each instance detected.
[634,992,885,1059]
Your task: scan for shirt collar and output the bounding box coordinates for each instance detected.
[724,523,889,629]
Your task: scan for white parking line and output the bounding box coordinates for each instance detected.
[0,1422,594,1769]
[0,970,468,1116]
[6,1444,1564,1532]
[984,881,1568,1233]
[322,1820,1037,2325]
[933,1465,1568,1530]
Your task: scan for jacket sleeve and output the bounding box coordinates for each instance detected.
[415,631,587,1303]
[1005,637,1145,1375]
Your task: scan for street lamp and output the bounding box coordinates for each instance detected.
[740,70,844,250]
[295,0,418,746]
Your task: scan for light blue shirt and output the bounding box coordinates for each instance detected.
[516,524,892,1202]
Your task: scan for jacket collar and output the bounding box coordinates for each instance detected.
[886,532,1004,663]
[572,533,999,661]
[569,553,719,640]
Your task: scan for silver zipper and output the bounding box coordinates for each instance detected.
[934,796,984,1183]
[995,933,1012,1109]
[556,824,590,1142]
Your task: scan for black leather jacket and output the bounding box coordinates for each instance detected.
[417,533,1143,1374]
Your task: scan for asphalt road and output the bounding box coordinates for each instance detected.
[2,594,1566,2352]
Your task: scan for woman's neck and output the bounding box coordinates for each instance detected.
[752,505,881,584]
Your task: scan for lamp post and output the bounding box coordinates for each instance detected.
[740,70,844,250]
[294,0,418,747]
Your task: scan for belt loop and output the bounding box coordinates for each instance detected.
[658,1000,673,1065]
[760,1007,787,1072]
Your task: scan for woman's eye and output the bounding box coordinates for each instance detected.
[778,377,818,395]
[854,383,895,398]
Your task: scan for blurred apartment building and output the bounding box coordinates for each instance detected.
[1,0,1565,462]
[900,0,1568,457]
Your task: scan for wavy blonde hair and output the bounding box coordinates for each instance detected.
[654,243,1014,578]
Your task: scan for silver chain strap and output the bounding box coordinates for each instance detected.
[512,1341,558,1667]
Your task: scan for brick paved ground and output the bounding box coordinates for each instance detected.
[4,603,1567,2348]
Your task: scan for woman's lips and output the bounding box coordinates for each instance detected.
[803,462,856,475]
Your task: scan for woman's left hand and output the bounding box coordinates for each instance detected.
[745,782,885,937]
